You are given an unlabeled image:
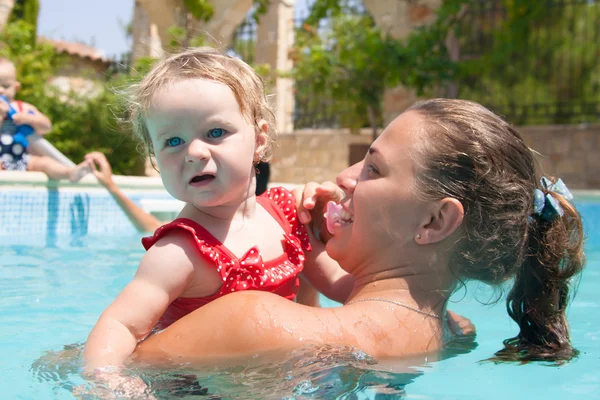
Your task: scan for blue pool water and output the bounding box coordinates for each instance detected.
[0,201,599,399]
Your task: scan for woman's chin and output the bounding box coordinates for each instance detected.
[324,223,352,261]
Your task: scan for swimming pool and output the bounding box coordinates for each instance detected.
[0,196,599,399]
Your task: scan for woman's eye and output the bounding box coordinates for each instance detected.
[207,128,226,139]
[166,137,184,147]
[366,164,379,176]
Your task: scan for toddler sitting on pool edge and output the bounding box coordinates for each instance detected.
[0,57,90,181]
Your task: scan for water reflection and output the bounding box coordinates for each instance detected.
[32,335,477,399]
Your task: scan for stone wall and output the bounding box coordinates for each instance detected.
[271,130,373,184]
[48,56,108,100]
[520,124,600,189]
[271,124,600,189]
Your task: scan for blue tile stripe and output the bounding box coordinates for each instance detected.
[0,188,175,240]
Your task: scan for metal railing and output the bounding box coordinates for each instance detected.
[454,0,600,125]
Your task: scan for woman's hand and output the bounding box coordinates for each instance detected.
[292,181,344,243]
[446,310,476,336]
[85,152,116,190]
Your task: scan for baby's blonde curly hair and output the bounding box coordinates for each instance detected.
[127,47,276,162]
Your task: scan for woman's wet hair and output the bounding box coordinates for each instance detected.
[407,98,585,364]
[126,47,276,162]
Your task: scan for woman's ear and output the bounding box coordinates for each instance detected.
[416,198,464,244]
[254,119,269,163]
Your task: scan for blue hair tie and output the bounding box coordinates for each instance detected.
[533,177,573,222]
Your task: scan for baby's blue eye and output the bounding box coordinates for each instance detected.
[207,128,226,138]
[166,137,183,147]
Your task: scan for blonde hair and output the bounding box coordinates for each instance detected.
[127,47,276,161]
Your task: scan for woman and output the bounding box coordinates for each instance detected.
[132,98,584,366]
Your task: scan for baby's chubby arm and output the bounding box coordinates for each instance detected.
[12,102,52,135]
[293,182,354,304]
[83,231,199,372]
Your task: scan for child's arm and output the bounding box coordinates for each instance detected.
[12,102,52,135]
[83,232,199,372]
[293,182,355,304]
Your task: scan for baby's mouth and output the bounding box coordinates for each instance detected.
[189,174,215,185]
[325,201,353,235]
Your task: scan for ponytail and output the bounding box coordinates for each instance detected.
[494,185,585,364]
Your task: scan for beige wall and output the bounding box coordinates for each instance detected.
[49,56,108,98]
[271,125,600,189]
[520,124,600,189]
[271,129,372,184]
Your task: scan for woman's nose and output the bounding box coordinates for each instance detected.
[185,139,210,162]
[336,161,360,196]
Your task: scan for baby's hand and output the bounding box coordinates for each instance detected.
[292,181,343,243]
[11,111,33,126]
[74,369,155,399]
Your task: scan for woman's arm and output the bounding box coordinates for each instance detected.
[85,152,162,232]
[133,291,333,366]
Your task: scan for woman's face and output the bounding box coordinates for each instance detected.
[326,111,432,271]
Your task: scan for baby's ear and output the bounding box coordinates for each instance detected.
[254,119,269,162]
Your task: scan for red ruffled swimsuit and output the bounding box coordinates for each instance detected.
[142,187,311,329]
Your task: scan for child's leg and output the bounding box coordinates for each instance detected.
[27,155,90,182]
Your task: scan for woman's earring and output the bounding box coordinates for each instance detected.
[415,233,422,240]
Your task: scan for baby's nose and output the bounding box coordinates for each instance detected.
[186,139,210,162]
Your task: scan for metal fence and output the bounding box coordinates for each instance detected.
[231,0,600,128]
[230,8,258,64]
[454,0,600,125]
[229,1,346,128]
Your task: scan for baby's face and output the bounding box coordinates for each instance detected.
[0,62,20,101]
[145,78,264,208]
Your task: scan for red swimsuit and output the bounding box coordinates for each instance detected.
[142,187,311,329]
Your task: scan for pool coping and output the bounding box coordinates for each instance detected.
[0,171,597,199]
[0,170,164,190]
